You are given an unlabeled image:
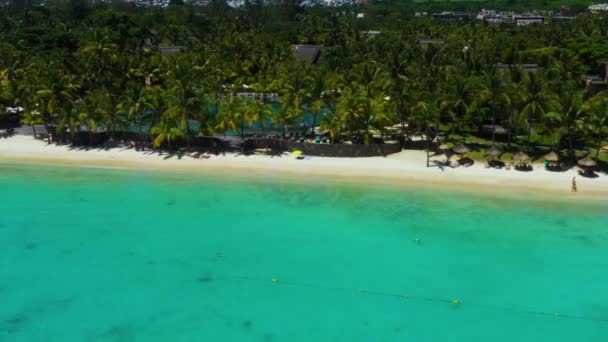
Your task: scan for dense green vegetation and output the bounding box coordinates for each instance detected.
[0,0,607,165]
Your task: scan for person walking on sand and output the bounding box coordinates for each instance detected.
[571,176,577,192]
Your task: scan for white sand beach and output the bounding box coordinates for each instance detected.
[1,134,607,200]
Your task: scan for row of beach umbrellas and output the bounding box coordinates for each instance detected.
[448,143,598,168]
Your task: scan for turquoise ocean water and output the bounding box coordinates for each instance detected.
[1,163,607,341]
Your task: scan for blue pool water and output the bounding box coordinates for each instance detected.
[1,163,607,341]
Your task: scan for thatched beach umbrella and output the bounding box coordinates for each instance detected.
[486,146,502,158]
[513,151,530,162]
[577,157,597,168]
[512,151,531,170]
[512,151,530,166]
[453,144,471,155]
[544,152,560,162]
[543,151,560,170]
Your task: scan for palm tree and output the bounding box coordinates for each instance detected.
[118,84,153,148]
[279,62,309,130]
[79,35,123,139]
[583,92,608,158]
[0,68,9,113]
[35,72,79,143]
[519,73,560,144]
[541,111,563,151]
[471,71,511,145]
[503,80,526,148]
[20,109,42,138]
[558,86,587,155]
[319,112,342,143]
[411,100,439,167]
[336,85,365,142]
[273,103,297,139]
[163,80,204,146]
[146,86,168,135]
[216,97,244,137]
[354,62,390,140]
[305,68,329,135]
[76,90,108,146]
[245,99,272,136]
[78,36,119,89]
[370,95,397,140]
[439,73,473,143]
[151,119,186,150]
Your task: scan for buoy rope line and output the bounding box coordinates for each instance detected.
[210,274,608,324]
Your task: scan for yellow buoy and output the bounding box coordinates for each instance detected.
[554,312,560,317]
[271,278,278,283]
[452,299,460,305]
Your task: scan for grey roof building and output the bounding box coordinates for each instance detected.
[581,62,608,94]
[292,45,324,64]
[496,63,539,74]
[416,38,446,48]
[143,38,185,55]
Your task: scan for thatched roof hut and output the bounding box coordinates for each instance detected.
[513,152,530,162]
[578,157,597,167]
[453,144,471,155]
[512,151,532,170]
[544,152,560,162]
[486,146,502,158]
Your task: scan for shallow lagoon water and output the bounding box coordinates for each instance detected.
[1,163,607,341]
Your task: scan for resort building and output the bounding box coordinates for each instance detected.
[514,15,545,26]
[496,63,538,74]
[581,62,608,94]
[415,38,446,49]
[589,3,608,12]
[291,44,324,64]
[143,39,185,55]
[477,9,507,24]
[430,12,470,21]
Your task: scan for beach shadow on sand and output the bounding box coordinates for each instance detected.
[0,128,16,139]
[430,159,455,171]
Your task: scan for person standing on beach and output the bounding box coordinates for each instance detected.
[572,177,577,192]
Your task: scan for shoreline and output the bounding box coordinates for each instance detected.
[1,135,607,201]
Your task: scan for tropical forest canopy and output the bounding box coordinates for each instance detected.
[0,0,607,157]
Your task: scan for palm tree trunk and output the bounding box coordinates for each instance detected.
[108,97,116,141]
[311,111,319,135]
[459,118,465,144]
[567,124,573,155]
[31,124,37,139]
[596,138,603,159]
[186,120,191,148]
[426,128,430,167]
[507,110,514,148]
[491,103,496,145]
[43,114,51,144]
[138,116,143,151]
[492,115,496,146]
